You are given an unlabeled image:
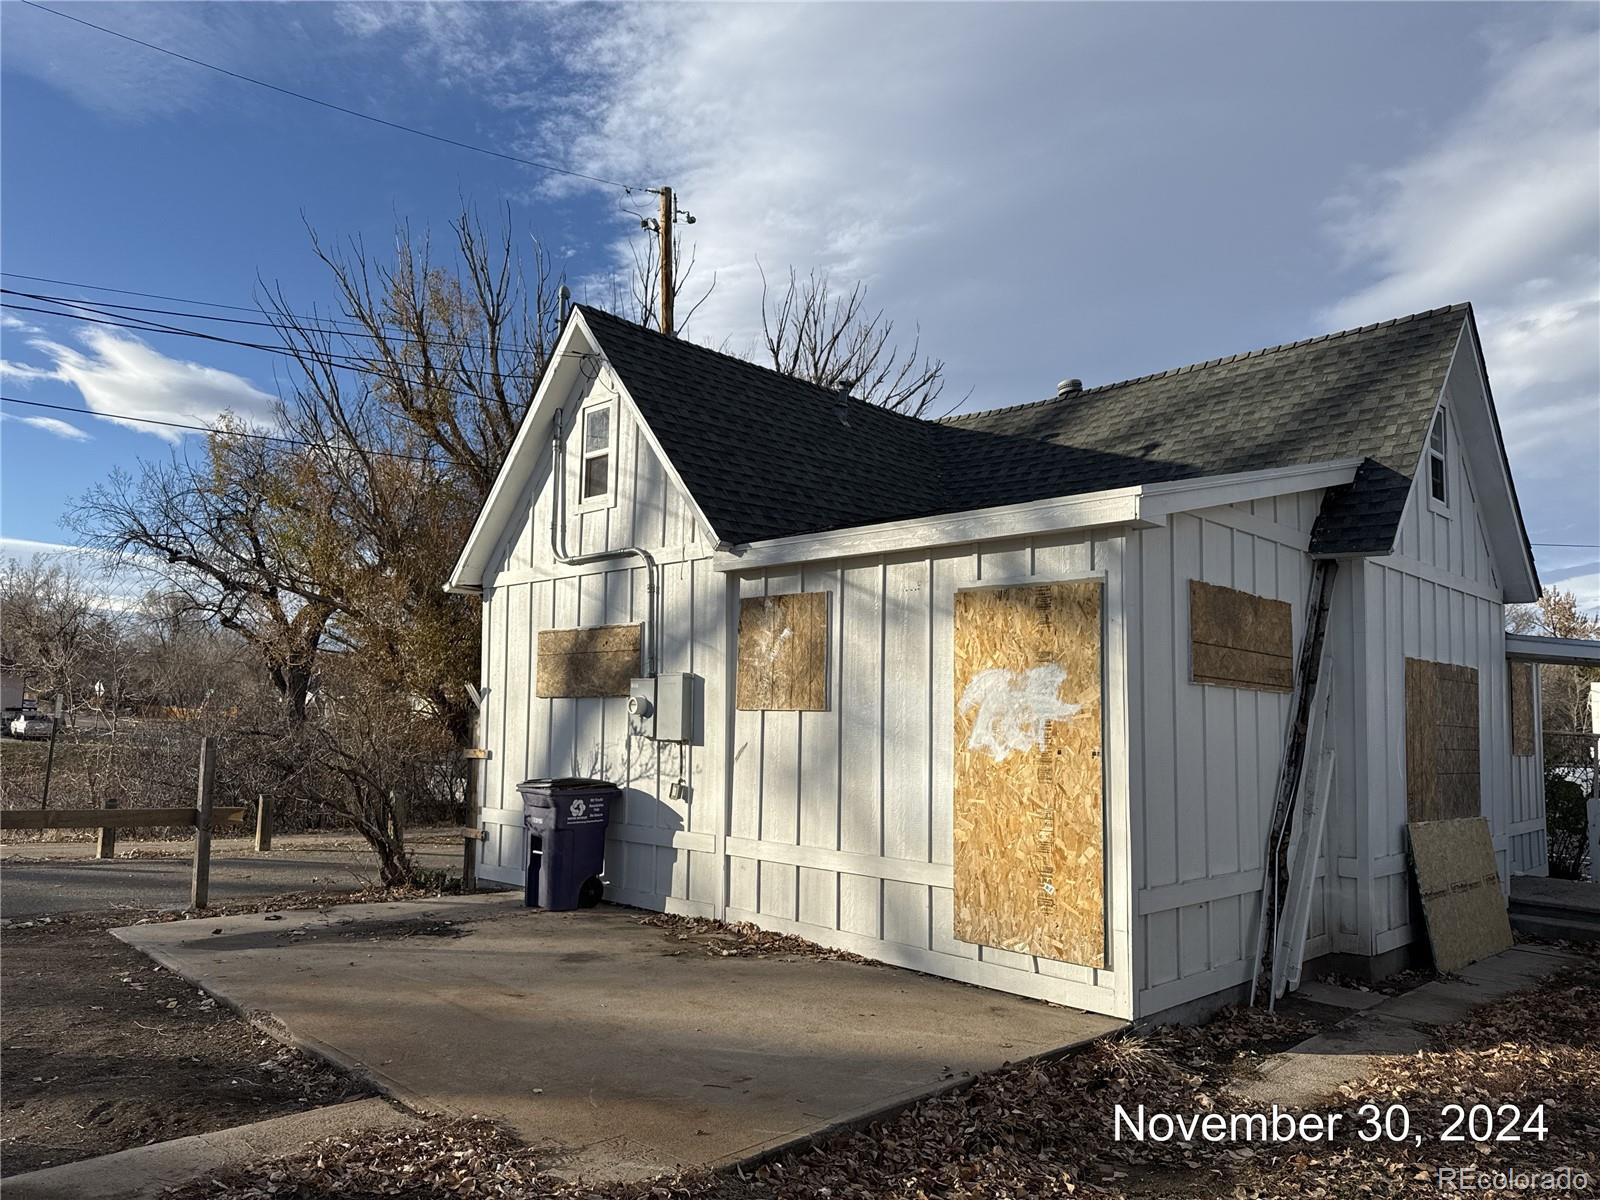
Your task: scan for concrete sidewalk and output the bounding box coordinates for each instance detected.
[114,895,1123,1182]
[1235,944,1581,1108]
[4,1100,416,1200]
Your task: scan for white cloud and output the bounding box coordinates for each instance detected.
[1546,564,1600,620]
[360,4,1128,365]
[1317,20,1600,587]
[0,413,92,442]
[9,328,277,443]
[1,358,54,383]
[0,2,252,119]
[0,537,155,613]
[2,313,42,334]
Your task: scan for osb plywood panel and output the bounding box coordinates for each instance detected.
[1407,817,1512,972]
[952,580,1105,968]
[1509,662,1535,757]
[1405,658,1481,821]
[736,593,828,711]
[535,624,641,698]
[1189,579,1293,692]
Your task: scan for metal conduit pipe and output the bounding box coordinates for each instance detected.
[550,407,659,675]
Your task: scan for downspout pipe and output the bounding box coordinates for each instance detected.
[551,407,659,675]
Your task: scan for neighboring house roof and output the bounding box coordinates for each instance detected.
[582,303,1474,556]
[451,302,1539,598]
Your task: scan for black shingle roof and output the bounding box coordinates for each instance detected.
[578,302,1470,553]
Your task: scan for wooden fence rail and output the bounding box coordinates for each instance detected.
[0,807,246,832]
[2,736,236,907]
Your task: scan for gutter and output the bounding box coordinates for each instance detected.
[713,459,1364,574]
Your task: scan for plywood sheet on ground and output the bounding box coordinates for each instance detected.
[1189,579,1293,692]
[1405,658,1481,821]
[736,593,828,711]
[952,580,1104,967]
[1407,817,1512,972]
[536,624,641,698]
[1509,661,1535,757]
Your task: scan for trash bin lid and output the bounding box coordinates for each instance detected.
[517,777,613,790]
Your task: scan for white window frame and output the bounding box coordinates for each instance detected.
[574,399,619,513]
[1426,408,1450,517]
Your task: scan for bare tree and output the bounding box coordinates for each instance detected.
[760,265,952,417]
[617,218,715,336]
[1507,587,1600,747]
[71,434,334,727]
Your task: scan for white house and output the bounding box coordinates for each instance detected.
[447,301,1545,1022]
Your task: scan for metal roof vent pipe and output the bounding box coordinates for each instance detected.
[1056,378,1083,400]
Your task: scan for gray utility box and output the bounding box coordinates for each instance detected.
[517,777,616,910]
[627,673,693,742]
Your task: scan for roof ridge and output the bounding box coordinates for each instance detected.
[938,301,1470,427]
[575,304,953,435]
[574,303,942,430]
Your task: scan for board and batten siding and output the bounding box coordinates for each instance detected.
[725,531,1134,1017]
[1125,490,1341,1018]
[1508,663,1547,875]
[1354,383,1522,956]
[474,364,724,915]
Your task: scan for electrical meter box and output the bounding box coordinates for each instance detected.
[628,674,693,742]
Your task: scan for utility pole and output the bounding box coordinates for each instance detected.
[658,186,674,337]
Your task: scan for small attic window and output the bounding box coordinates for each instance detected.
[579,403,613,504]
[1427,409,1449,511]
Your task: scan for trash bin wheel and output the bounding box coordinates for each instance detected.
[578,876,604,908]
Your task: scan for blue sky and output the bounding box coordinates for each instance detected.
[2,1,1596,610]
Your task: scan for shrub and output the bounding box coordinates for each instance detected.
[1545,775,1590,880]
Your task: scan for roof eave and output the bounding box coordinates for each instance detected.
[444,315,600,594]
[712,459,1363,573]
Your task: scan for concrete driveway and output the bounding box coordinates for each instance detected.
[115,895,1123,1182]
[0,833,465,919]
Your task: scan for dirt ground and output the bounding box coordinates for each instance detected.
[165,942,1600,1200]
[0,900,383,1176]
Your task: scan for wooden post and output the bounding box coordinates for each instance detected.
[96,795,118,859]
[190,737,215,910]
[461,817,479,895]
[658,186,674,336]
[40,695,64,810]
[254,792,273,852]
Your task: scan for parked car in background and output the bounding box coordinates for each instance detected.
[9,713,54,740]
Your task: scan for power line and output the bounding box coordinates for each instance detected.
[18,1,655,196]
[2,297,596,399]
[4,271,558,356]
[1531,542,1600,549]
[1,394,440,462]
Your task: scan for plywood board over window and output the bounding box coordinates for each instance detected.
[536,624,641,698]
[1404,658,1481,821]
[1407,817,1512,972]
[736,593,828,711]
[952,580,1104,968]
[1508,661,1535,757]
[1188,579,1293,692]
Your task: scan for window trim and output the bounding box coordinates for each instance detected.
[1426,408,1450,517]
[574,399,619,513]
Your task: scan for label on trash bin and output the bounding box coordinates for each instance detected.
[565,796,607,824]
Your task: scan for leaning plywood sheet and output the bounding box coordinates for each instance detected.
[1405,658,1481,821]
[736,593,828,711]
[952,580,1104,967]
[536,624,641,698]
[1189,579,1293,692]
[1407,817,1512,972]
[1509,661,1535,757]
